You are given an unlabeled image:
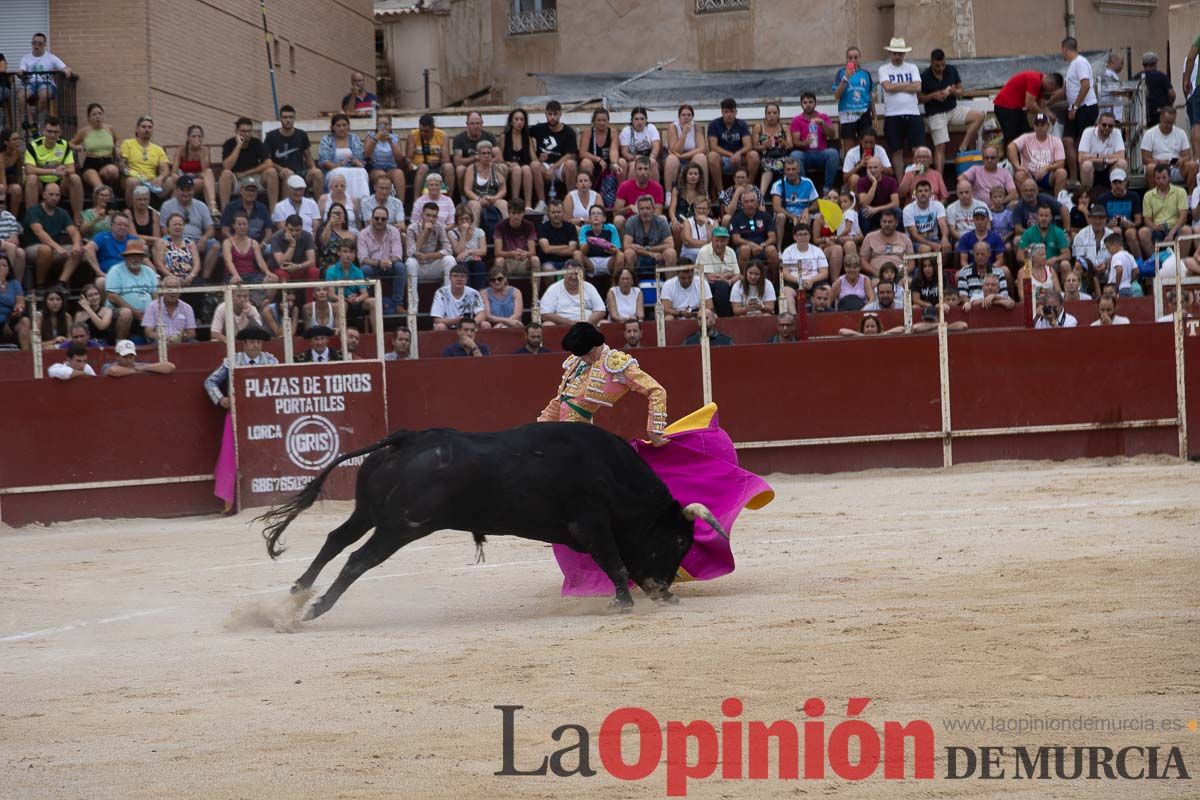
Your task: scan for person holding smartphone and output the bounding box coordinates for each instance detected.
[833,46,873,150]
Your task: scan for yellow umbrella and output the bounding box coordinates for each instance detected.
[817,199,843,232]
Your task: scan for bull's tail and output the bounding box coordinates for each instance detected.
[255,429,412,559]
[683,503,728,541]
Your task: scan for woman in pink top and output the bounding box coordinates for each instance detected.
[224,213,279,290]
[829,254,875,310]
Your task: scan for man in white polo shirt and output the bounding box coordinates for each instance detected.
[1077,111,1127,191]
[1060,36,1099,182]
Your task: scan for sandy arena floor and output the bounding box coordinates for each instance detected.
[1,457,1198,799]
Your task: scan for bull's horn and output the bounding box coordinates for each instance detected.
[683,503,729,541]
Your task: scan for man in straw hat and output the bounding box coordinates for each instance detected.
[105,237,159,340]
[879,37,924,175]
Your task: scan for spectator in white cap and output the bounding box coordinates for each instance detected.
[102,339,176,377]
[272,174,321,235]
[1094,167,1146,257]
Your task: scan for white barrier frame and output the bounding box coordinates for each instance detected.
[904,252,952,467]
[137,279,384,366]
[735,247,1189,464]
[654,262,712,405]
[530,266,587,325]
[1154,235,1200,459]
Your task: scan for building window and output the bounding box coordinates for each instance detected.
[272,38,281,68]
[288,44,296,74]
[696,0,750,13]
[508,0,556,35]
[1093,0,1156,15]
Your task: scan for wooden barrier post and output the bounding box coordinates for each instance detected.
[337,283,348,358]
[1158,235,1200,459]
[655,262,712,403]
[936,250,952,467]
[408,273,419,359]
[906,251,952,468]
[281,299,294,363]
[902,270,913,333]
[531,266,587,326]
[797,288,808,340]
[29,292,42,379]
[223,284,236,364]
[372,278,385,361]
[155,289,168,363]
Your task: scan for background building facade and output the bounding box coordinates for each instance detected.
[0,0,376,144]
[377,0,1171,109]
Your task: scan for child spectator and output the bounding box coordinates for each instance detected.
[988,185,1016,247]
[1103,232,1138,296]
[579,204,624,276]
[324,239,374,326]
[781,226,829,311]
[829,254,874,310]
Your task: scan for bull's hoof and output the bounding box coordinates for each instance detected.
[655,591,680,605]
[608,596,634,612]
[301,602,324,621]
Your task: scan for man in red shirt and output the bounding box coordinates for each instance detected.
[993,70,1064,148]
[612,156,664,229]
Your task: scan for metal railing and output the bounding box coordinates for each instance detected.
[1,71,79,141]
[30,279,392,378]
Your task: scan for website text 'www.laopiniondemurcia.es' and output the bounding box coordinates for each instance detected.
[495,699,1193,796]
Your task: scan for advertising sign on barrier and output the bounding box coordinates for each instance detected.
[233,361,387,509]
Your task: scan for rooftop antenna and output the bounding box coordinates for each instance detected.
[564,56,679,113]
[259,0,281,119]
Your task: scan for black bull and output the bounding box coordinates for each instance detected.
[256,423,726,620]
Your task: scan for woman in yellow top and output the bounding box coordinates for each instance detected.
[71,102,119,195]
[118,115,175,208]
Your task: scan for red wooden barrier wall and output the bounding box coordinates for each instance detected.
[2,322,1194,527]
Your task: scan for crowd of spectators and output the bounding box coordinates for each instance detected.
[4,32,1200,359]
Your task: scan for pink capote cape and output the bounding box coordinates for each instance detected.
[552,404,775,596]
[214,413,237,505]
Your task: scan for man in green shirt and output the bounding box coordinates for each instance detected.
[1018,204,1071,275]
[23,116,83,221]
[1141,163,1194,258]
[21,181,83,288]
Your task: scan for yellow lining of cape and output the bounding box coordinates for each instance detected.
[659,402,775,509]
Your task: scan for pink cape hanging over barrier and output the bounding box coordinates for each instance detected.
[552,404,775,596]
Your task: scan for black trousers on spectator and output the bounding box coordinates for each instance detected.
[465,258,488,290]
[708,279,734,317]
[994,106,1030,148]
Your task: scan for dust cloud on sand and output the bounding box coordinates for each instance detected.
[225,587,313,633]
